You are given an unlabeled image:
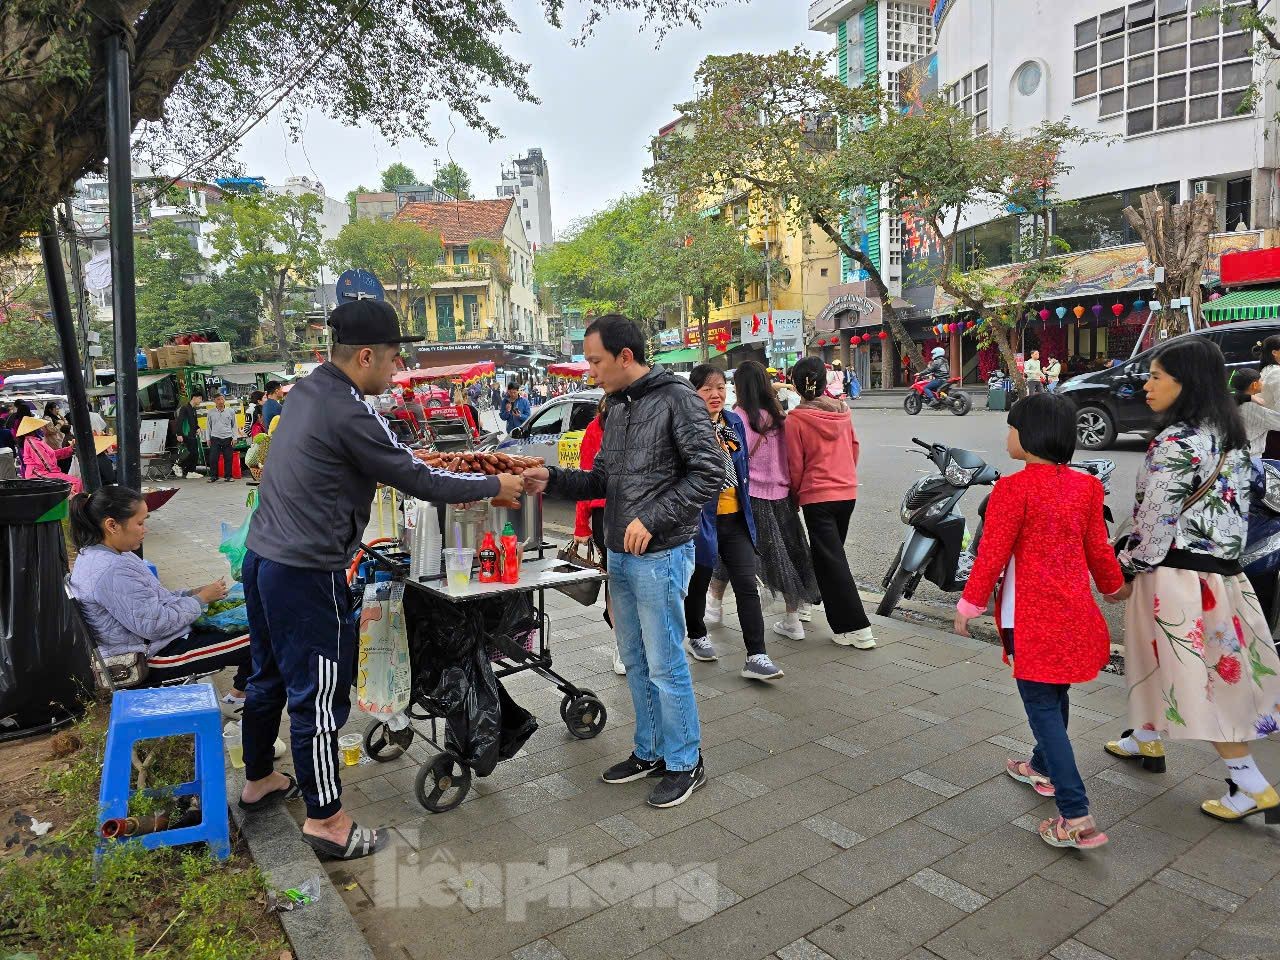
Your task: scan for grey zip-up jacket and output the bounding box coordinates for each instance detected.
[246,362,499,570]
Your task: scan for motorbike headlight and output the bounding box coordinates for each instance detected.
[900,497,914,525]
[944,461,979,487]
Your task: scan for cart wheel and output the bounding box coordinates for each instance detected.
[416,753,471,813]
[364,720,413,762]
[559,688,596,723]
[563,694,607,740]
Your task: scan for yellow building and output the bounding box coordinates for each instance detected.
[700,190,839,350]
[395,198,543,344]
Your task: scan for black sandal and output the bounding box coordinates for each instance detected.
[302,822,388,861]
[238,772,301,811]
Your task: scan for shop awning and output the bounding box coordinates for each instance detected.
[547,361,590,377]
[1202,288,1280,322]
[392,361,495,386]
[652,346,703,365]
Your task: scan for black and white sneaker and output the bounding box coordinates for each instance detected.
[602,753,667,784]
[647,756,707,808]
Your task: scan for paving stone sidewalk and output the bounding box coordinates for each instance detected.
[146,481,1280,960]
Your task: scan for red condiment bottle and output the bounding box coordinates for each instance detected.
[478,531,500,583]
[500,522,520,584]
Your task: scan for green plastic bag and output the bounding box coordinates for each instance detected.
[219,490,258,582]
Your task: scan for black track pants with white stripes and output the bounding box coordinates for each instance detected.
[241,549,358,819]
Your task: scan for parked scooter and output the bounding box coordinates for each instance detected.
[877,437,1115,617]
[904,375,971,417]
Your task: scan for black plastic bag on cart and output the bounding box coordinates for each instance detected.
[403,591,539,777]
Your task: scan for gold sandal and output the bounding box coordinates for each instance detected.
[1201,779,1280,823]
[1104,729,1166,773]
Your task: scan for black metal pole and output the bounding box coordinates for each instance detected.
[62,199,95,396]
[106,33,141,493]
[39,216,102,492]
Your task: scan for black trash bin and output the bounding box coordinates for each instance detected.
[0,479,92,740]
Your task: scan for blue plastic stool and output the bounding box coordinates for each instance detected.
[97,683,230,859]
[144,560,159,579]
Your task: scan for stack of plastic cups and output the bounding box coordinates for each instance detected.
[408,502,443,581]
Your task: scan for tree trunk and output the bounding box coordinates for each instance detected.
[986,321,1027,395]
[810,212,924,369]
[1,1,250,255]
[1123,191,1218,339]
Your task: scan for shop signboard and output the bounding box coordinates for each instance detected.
[739,310,803,344]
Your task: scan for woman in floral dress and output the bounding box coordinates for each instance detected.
[1111,336,1280,824]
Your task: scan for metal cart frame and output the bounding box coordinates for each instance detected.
[356,540,608,813]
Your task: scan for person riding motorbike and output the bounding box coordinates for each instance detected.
[921,347,949,403]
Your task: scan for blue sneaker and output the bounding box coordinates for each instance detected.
[685,636,718,662]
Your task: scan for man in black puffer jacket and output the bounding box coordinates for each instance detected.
[523,315,722,809]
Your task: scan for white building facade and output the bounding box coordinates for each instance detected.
[496,148,554,252]
[935,0,1277,239]
[809,0,937,291]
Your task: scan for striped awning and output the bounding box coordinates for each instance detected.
[1202,288,1280,322]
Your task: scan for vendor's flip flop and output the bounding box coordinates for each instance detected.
[303,822,388,861]
[238,772,301,811]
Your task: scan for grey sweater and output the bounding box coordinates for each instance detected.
[246,362,500,570]
[69,545,203,656]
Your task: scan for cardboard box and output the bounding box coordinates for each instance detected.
[156,344,193,368]
[190,341,232,365]
[146,347,161,369]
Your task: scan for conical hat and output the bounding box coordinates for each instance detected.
[93,435,118,455]
[15,416,48,437]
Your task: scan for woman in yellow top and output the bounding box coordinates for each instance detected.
[682,365,780,681]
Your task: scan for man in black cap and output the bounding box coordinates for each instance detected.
[237,299,522,861]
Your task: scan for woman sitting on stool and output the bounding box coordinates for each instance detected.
[68,485,251,700]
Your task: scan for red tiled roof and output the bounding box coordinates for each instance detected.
[395,198,514,245]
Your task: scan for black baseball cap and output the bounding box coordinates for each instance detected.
[328,299,424,345]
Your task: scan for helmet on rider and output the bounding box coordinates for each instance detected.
[930,347,945,359]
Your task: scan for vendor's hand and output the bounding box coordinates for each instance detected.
[623,518,652,556]
[522,467,550,494]
[953,610,971,638]
[574,535,592,545]
[496,472,524,502]
[195,578,228,604]
[1104,582,1133,604]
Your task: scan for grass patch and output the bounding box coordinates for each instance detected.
[0,705,287,960]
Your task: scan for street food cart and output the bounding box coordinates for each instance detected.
[352,451,606,813]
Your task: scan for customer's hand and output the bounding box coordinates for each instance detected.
[195,578,229,604]
[623,518,652,556]
[495,472,524,502]
[953,610,971,637]
[522,467,550,494]
[574,535,593,545]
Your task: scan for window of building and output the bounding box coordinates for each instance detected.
[1016,61,1043,96]
[884,2,934,64]
[1226,176,1251,230]
[956,216,1018,270]
[1052,182,1178,251]
[949,65,989,131]
[1073,5,1253,134]
[452,246,469,266]
[820,267,829,277]
[522,198,529,208]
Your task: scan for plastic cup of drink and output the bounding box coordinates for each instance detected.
[338,733,363,767]
[223,724,244,769]
[443,547,475,592]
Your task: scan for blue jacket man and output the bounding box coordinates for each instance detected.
[500,386,531,433]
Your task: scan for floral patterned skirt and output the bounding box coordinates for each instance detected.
[1124,568,1280,742]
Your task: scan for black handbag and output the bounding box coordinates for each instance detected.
[554,539,606,606]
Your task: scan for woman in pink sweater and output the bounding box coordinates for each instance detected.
[706,361,821,638]
[784,356,874,649]
[17,417,82,494]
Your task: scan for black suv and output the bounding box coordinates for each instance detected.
[1058,319,1280,450]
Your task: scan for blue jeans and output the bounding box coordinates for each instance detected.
[1016,678,1089,819]
[922,378,944,401]
[607,542,701,771]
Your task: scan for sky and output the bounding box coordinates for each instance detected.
[236,0,819,237]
